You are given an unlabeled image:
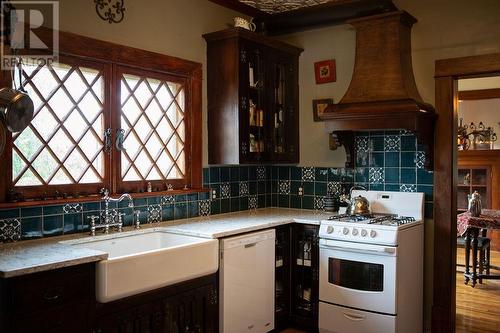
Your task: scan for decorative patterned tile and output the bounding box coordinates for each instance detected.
[248,195,258,210]
[161,195,175,205]
[384,135,400,151]
[355,136,369,153]
[369,167,385,184]
[147,204,162,223]
[256,166,266,180]
[400,129,413,135]
[63,203,82,214]
[400,184,417,192]
[415,151,426,169]
[198,200,211,217]
[0,218,21,242]
[301,167,315,181]
[239,181,249,196]
[278,180,291,195]
[327,181,342,196]
[314,196,325,211]
[220,183,231,199]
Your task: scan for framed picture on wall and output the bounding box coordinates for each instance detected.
[312,98,333,121]
[314,59,336,84]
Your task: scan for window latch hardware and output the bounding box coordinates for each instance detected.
[104,128,112,154]
[115,128,126,152]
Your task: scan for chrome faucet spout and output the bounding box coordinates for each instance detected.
[93,189,134,236]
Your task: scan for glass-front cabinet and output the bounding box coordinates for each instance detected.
[240,41,269,162]
[457,165,491,212]
[271,52,299,163]
[291,224,319,330]
[204,28,302,164]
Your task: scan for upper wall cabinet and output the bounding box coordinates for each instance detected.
[203,28,303,165]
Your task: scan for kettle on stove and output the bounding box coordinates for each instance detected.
[342,185,371,215]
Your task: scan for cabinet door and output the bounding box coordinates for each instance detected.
[239,41,270,163]
[163,284,218,333]
[291,224,319,330]
[95,302,163,333]
[268,51,299,164]
[275,225,291,330]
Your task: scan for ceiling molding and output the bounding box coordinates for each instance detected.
[209,0,397,35]
[258,0,397,35]
[208,0,270,18]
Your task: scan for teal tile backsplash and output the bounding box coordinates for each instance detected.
[0,131,433,242]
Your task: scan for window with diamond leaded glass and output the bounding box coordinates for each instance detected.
[116,67,188,192]
[11,57,109,196]
[1,30,201,202]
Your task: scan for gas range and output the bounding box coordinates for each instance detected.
[319,190,424,246]
[326,213,417,226]
[318,190,425,333]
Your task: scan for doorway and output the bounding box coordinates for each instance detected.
[455,76,500,332]
[432,53,500,333]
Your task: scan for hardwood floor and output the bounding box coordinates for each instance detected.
[456,248,500,333]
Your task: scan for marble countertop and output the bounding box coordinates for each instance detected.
[0,208,332,278]
[161,207,332,238]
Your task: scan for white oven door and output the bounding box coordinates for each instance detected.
[319,239,397,315]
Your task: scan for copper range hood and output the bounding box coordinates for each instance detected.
[321,10,436,169]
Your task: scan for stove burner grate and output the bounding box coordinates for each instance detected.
[327,214,416,226]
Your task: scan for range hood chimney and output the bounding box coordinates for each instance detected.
[321,10,436,169]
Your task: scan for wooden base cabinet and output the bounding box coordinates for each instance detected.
[203,28,303,165]
[275,225,291,331]
[0,264,95,333]
[274,224,319,332]
[94,274,218,333]
[290,224,319,332]
[0,265,217,333]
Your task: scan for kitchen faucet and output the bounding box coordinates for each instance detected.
[87,188,139,236]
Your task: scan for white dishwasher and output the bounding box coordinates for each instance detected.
[219,229,275,333]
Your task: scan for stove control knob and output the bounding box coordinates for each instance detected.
[370,230,377,238]
[342,227,349,235]
[327,226,334,234]
[352,228,359,236]
[361,229,368,237]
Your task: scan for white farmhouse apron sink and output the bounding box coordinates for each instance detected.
[65,231,218,303]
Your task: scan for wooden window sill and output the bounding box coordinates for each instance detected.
[0,188,210,209]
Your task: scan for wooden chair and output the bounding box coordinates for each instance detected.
[457,235,491,283]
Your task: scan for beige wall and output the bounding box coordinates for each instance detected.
[54,0,243,167]
[278,0,500,167]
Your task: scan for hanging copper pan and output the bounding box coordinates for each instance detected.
[0,87,34,133]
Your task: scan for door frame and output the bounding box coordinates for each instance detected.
[432,52,500,332]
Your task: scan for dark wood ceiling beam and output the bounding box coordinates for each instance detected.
[256,0,397,35]
[208,0,270,18]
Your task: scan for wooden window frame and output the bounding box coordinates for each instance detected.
[0,28,202,203]
[8,55,112,199]
[113,65,192,193]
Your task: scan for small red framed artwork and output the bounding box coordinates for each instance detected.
[314,59,336,84]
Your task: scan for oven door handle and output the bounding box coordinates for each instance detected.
[320,239,397,256]
[343,312,366,322]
